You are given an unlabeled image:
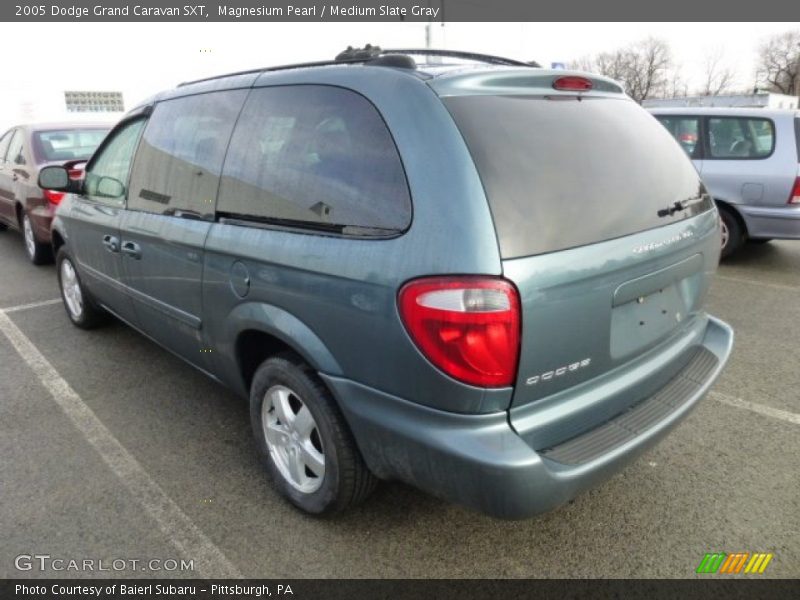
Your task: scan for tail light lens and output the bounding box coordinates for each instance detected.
[398,277,521,387]
[788,177,800,205]
[42,189,65,206]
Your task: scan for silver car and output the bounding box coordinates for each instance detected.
[650,107,800,257]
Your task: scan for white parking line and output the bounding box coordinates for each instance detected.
[710,390,800,426]
[0,308,243,579]
[2,298,62,313]
[715,275,800,293]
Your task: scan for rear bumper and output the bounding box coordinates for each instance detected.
[738,203,800,240]
[323,316,733,519]
[27,203,55,243]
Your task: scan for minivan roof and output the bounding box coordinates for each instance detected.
[176,47,535,87]
[166,47,625,99]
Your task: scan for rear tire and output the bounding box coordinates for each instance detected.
[0,222,7,231]
[56,247,108,329]
[718,207,743,259]
[22,213,52,265]
[250,353,376,515]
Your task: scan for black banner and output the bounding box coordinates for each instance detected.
[2,0,798,22]
[2,579,800,600]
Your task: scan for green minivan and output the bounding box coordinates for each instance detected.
[40,48,733,518]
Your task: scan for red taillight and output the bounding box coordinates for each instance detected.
[552,76,593,92]
[398,277,521,387]
[44,190,65,205]
[789,177,800,205]
[43,189,65,206]
[68,169,84,180]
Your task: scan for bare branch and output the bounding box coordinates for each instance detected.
[756,30,800,96]
[698,48,736,96]
[577,37,674,103]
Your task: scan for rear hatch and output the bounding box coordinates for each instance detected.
[437,71,719,410]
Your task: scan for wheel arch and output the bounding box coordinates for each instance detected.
[227,302,343,394]
[15,201,24,228]
[714,198,748,237]
[51,227,66,254]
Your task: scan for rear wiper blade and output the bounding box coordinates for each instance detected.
[657,194,709,218]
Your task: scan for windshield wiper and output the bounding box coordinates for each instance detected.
[657,194,709,218]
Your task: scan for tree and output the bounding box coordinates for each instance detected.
[667,66,689,99]
[569,38,674,103]
[756,30,800,96]
[698,48,735,96]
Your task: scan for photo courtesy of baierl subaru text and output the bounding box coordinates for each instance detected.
[0,1,798,598]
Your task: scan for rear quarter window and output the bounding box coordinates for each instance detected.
[216,85,411,236]
[707,117,775,159]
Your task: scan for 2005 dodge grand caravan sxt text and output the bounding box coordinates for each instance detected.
[39,47,733,519]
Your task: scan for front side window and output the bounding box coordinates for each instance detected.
[708,117,774,159]
[0,130,12,162]
[84,119,145,206]
[656,116,701,158]
[217,85,411,235]
[6,130,25,165]
[127,90,247,218]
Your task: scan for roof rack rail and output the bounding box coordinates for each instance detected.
[382,49,534,67]
[178,45,535,87]
[335,44,383,61]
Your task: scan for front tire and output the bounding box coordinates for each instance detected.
[718,207,743,259]
[22,213,52,265]
[250,353,376,515]
[56,248,107,329]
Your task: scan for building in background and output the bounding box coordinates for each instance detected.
[0,89,125,132]
[643,92,799,110]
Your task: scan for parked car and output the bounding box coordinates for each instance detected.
[40,48,733,518]
[650,107,800,258]
[0,123,110,264]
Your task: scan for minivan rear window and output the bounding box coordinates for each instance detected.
[445,96,710,258]
[33,128,109,163]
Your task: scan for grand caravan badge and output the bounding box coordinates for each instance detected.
[632,230,694,254]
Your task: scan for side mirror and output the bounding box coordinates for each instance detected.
[95,176,125,199]
[38,166,70,191]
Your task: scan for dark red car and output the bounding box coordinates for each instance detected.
[0,122,110,264]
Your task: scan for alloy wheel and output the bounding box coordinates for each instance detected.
[23,215,36,259]
[720,218,729,251]
[261,384,325,493]
[60,259,84,320]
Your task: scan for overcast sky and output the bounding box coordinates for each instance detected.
[0,21,797,128]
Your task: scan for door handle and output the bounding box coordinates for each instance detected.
[121,241,141,259]
[102,234,120,253]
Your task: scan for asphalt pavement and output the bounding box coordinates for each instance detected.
[0,229,797,579]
